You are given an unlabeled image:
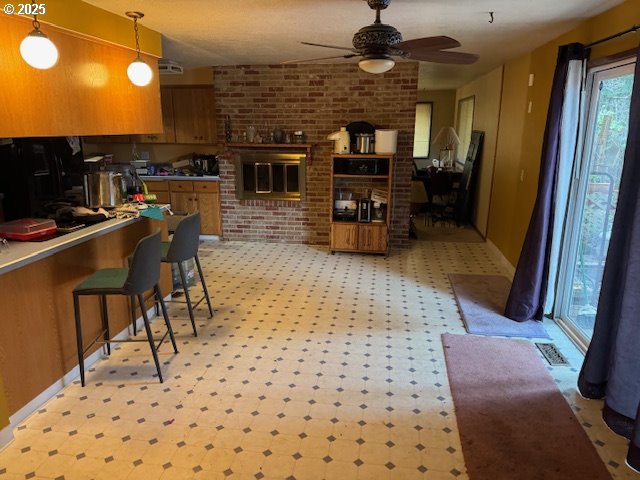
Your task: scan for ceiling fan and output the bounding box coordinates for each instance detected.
[284,0,479,74]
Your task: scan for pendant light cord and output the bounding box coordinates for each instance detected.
[30,0,40,30]
[133,16,141,59]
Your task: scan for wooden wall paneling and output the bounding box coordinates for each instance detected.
[0,14,163,138]
[0,219,170,414]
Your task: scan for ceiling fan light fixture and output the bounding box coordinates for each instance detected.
[359,56,395,74]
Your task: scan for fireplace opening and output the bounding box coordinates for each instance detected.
[235,152,306,201]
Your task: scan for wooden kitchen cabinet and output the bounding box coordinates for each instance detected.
[358,224,388,252]
[132,87,176,144]
[143,180,170,204]
[83,135,132,143]
[331,223,359,251]
[166,180,222,236]
[329,154,393,255]
[172,86,217,144]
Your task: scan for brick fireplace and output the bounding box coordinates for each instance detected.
[213,63,418,248]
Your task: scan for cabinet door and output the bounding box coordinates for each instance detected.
[358,224,388,253]
[331,224,359,251]
[170,192,197,215]
[172,87,216,144]
[132,87,176,143]
[196,192,221,236]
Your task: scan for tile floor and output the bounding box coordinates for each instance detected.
[0,234,636,479]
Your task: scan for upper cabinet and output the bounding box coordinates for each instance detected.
[132,87,176,144]
[172,86,217,144]
[0,14,163,138]
[85,85,218,145]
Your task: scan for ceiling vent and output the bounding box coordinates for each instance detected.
[158,58,183,75]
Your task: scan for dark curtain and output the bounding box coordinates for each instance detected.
[504,43,589,321]
[579,48,640,472]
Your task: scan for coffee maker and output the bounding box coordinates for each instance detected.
[358,199,372,223]
[192,154,219,176]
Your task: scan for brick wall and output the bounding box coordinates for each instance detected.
[213,63,418,248]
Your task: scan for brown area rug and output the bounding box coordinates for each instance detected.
[442,333,611,480]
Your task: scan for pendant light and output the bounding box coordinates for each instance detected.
[20,2,58,69]
[126,11,153,87]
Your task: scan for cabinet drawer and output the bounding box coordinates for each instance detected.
[194,181,219,193]
[144,180,169,192]
[169,181,194,192]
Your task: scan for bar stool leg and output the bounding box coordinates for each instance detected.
[73,293,85,387]
[138,293,163,383]
[178,261,198,337]
[100,295,111,355]
[195,255,214,318]
[155,284,178,354]
[130,295,137,336]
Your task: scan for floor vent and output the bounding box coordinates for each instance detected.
[535,342,570,366]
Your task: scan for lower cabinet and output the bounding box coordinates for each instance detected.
[331,223,388,254]
[145,179,222,236]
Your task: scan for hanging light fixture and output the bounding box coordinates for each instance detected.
[358,55,395,74]
[126,11,153,87]
[20,2,59,69]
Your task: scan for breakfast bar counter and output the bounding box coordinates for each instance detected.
[0,216,171,417]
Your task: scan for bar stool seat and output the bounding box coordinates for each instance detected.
[160,212,213,337]
[73,230,178,386]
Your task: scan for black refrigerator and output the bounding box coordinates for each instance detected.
[0,137,85,221]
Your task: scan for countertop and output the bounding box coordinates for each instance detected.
[141,175,220,182]
[0,216,146,276]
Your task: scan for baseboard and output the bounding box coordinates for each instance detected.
[0,297,168,450]
[0,423,13,452]
[485,238,515,279]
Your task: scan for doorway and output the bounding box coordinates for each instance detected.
[556,58,636,350]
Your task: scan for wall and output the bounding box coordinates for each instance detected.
[214,63,419,247]
[455,67,504,237]
[416,89,456,148]
[486,0,640,267]
[488,55,531,262]
[41,0,161,56]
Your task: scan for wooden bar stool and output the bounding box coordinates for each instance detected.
[72,230,178,386]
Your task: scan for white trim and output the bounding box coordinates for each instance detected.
[0,424,13,452]
[485,238,515,279]
[555,317,589,354]
[0,298,167,450]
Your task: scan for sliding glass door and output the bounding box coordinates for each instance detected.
[556,58,635,349]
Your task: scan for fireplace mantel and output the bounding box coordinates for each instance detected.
[225,143,315,160]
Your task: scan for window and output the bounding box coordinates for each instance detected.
[413,102,433,157]
[456,96,475,164]
[555,57,635,350]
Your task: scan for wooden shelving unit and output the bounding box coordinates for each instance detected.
[330,154,393,255]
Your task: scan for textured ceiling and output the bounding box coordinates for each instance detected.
[85,0,627,89]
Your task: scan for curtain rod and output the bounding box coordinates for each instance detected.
[584,24,640,49]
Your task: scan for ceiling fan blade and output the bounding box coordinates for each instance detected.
[301,41,358,53]
[281,54,359,65]
[409,50,479,65]
[395,36,461,53]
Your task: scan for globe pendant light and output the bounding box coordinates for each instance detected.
[20,7,58,69]
[126,11,153,87]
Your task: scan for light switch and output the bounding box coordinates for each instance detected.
[528,101,533,114]
[528,73,535,87]
[520,169,525,182]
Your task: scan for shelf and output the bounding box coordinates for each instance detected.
[333,154,394,159]
[333,174,389,179]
